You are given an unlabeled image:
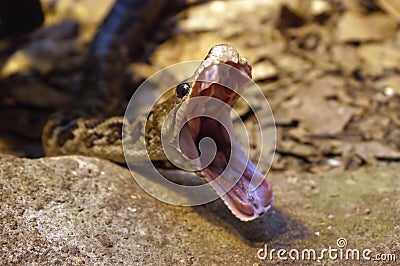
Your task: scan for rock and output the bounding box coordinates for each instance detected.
[1,154,399,264]
[0,155,288,264]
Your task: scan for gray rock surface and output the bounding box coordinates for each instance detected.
[1,154,399,265]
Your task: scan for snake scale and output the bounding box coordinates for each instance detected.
[42,0,273,221]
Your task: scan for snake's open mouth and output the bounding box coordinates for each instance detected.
[178,46,273,221]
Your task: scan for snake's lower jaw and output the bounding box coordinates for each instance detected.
[228,166,273,222]
[225,180,273,222]
[200,142,274,222]
[202,166,273,222]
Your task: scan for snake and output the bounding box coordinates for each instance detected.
[42,44,273,222]
[41,1,273,222]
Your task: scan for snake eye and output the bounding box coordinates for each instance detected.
[176,83,190,98]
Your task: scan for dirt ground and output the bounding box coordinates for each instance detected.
[0,0,399,265]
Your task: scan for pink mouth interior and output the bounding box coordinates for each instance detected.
[197,118,273,221]
[179,67,273,221]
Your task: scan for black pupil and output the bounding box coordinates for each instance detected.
[176,83,190,98]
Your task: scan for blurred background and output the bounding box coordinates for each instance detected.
[1,0,400,175]
[1,1,400,264]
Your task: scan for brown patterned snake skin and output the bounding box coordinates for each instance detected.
[42,44,273,221]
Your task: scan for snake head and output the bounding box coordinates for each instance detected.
[173,44,274,221]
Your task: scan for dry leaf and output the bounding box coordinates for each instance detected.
[336,12,397,42]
